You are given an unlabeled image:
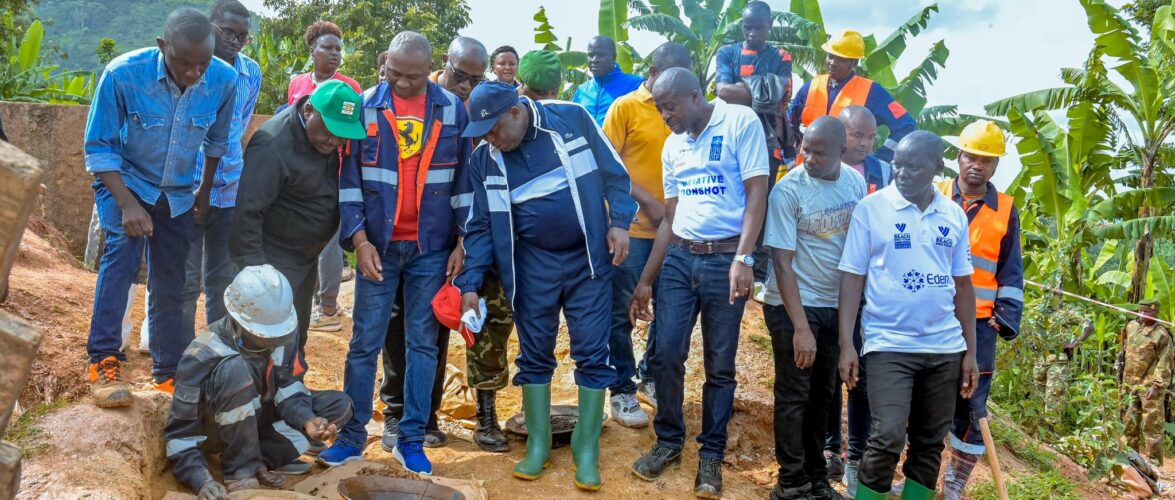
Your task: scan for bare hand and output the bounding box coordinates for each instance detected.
[355,240,383,281]
[987,317,999,331]
[629,281,654,324]
[303,417,337,441]
[446,245,465,281]
[198,481,228,500]
[960,352,979,398]
[793,326,817,369]
[462,291,481,318]
[121,202,153,238]
[728,261,753,304]
[839,347,859,390]
[194,187,212,224]
[607,227,630,266]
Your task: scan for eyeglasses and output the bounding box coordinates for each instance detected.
[213,25,253,45]
[446,61,485,86]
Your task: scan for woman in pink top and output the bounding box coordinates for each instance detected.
[286,20,362,104]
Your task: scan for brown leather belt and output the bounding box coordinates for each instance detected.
[673,236,741,255]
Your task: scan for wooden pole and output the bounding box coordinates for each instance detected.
[978,417,1010,500]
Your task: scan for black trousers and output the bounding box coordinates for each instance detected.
[379,281,448,427]
[859,351,962,492]
[764,304,840,492]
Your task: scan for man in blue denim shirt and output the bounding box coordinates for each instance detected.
[181,0,263,354]
[83,8,236,408]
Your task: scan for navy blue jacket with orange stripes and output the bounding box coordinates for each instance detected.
[339,81,473,253]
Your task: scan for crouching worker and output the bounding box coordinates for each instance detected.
[455,82,637,491]
[165,265,353,499]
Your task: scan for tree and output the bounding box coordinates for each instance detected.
[94,37,116,65]
[0,16,94,103]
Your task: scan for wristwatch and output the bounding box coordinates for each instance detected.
[734,254,755,267]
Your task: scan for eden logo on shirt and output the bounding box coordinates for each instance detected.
[893,223,911,249]
[935,226,954,248]
[709,136,724,161]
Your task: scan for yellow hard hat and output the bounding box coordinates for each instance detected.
[956,119,1008,157]
[822,30,865,60]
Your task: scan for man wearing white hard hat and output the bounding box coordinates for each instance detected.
[787,30,916,163]
[164,265,353,499]
[937,120,1023,500]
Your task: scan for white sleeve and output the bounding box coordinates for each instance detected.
[764,181,798,252]
[662,145,679,199]
[951,207,975,277]
[735,111,770,179]
[838,203,871,275]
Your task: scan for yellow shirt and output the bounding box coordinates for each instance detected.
[602,84,669,239]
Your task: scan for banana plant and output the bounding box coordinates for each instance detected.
[625,0,752,90]
[532,6,589,100]
[0,16,94,104]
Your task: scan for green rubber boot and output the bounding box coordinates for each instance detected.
[570,386,605,491]
[854,482,890,500]
[899,478,936,500]
[512,384,552,480]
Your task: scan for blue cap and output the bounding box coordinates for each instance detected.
[462,81,520,138]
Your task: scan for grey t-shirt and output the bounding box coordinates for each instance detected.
[763,164,867,308]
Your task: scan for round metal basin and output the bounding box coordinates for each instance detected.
[337,477,465,500]
[504,404,608,449]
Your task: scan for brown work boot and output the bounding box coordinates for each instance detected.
[225,477,260,493]
[89,356,132,408]
[255,468,288,488]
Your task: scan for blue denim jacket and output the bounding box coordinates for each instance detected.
[84,47,237,217]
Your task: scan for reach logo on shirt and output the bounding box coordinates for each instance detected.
[902,270,951,292]
[893,223,911,249]
[935,226,954,248]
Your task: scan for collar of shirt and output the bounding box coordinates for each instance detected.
[293,98,313,153]
[829,71,857,90]
[633,83,653,103]
[949,178,1001,211]
[154,49,205,92]
[520,97,541,142]
[881,183,951,214]
[685,100,729,144]
[593,64,624,83]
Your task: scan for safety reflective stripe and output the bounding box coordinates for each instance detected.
[339,188,363,203]
[442,98,456,126]
[205,335,236,357]
[510,167,568,204]
[976,288,997,301]
[972,256,998,274]
[215,396,261,426]
[272,420,310,455]
[425,168,454,184]
[801,74,873,127]
[486,188,511,213]
[364,108,378,130]
[275,381,310,405]
[997,286,1025,302]
[166,436,206,457]
[884,138,898,151]
[362,167,398,186]
[270,345,285,367]
[450,193,473,209]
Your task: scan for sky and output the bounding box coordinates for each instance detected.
[241,0,1110,189]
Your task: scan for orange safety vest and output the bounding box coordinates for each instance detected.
[801,74,873,126]
[937,180,1014,318]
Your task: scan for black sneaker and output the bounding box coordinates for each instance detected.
[694,457,723,499]
[825,451,845,482]
[631,443,683,481]
[423,427,448,448]
[770,483,814,500]
[380,416,400,453]
[812,480,844,500]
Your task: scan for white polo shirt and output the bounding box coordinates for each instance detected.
[838,185,974,355]
[662,100,769,241]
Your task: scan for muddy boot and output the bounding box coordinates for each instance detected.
[255,469,287,488]
[89,356,132,408]
[474,389,509,452]
[899,478,935,500]
[512,384,551,481]
[853,482,888,500]
[943,448,980,500]
[571,386,605,491]
[225,477,260,493]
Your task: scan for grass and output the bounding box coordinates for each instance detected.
[747,333,772,353]
[989,418,1057,472]
[2,399,69,457]
[970,469,1081,500]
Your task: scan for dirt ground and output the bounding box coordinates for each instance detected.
[3,222,1120,499]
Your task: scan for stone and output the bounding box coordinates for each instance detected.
[0,140,44,304]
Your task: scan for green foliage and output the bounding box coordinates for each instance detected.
[94,37,116,65]
[0,15,94,103]
[626,0,752,90]
[531,6,589,100]
[241,23,308,115]
[970,470,1081,500]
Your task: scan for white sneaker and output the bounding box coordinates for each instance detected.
[610,393,649,428]
[844,459,859,498]
[637,380,658,410]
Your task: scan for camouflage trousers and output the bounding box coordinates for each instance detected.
[1033,355,1070,426]
[1124,383,1166,462]
[466,272,514,391]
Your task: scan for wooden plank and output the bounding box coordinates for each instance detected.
[0,312,40,433]
[0,140,44,304]
[0,441,20,500]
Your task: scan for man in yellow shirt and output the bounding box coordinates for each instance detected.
[601,42,692,426]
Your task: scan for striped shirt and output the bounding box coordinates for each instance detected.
[197,53,262,208]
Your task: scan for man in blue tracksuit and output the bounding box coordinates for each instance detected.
[455,81,637,492]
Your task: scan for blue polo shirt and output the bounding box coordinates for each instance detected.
[838,185,974,355]
[84,47,237,217]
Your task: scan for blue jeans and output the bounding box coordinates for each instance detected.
[609,237,657,396]
[87,183,193,382]
[651,245,746,459]
[181,206,235,341]
[338,241,448,447]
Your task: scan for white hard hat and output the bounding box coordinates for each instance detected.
[223,265,298,339]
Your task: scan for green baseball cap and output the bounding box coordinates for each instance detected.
[1140,297,1161,308]
[308,80,366,140]
[518,50,562,93]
